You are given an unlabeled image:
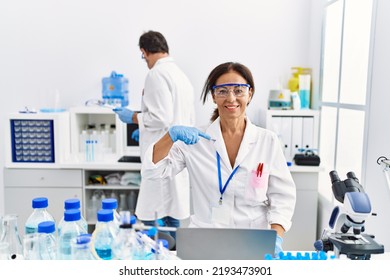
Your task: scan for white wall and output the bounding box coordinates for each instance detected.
[0,0,315,215]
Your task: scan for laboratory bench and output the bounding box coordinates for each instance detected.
[3,161,323,251]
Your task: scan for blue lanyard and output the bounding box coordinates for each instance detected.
[217,152,240,205]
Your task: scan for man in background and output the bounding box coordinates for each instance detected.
[114,30,195,242]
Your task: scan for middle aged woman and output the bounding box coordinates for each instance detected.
[141,62,296,255]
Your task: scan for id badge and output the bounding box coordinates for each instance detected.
[211,204,231,225]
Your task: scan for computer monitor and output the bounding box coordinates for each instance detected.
[125,123,139,147]
[118,122,141,162]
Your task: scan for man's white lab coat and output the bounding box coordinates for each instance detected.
[136,56,195,220]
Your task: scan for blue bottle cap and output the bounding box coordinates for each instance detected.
[101,198,118,210]
[147,227,158,237]
[38,221,56,233]
[75,234,92,245]
[32,197,48,208]
[64,198,80,210]
[97,209,114,222]
[64,209,81,222]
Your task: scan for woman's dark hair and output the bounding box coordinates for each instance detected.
[201,62,255,122]
[139,30,169,54]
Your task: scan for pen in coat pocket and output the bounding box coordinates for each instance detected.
[257,163,264,177]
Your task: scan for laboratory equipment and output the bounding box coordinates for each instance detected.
[58,198,87,236]
[57,209,88,260]
[92,209,117,260]
[5,111,71,165]
[268,89,291,109]
[293,149,320,166]
[37,221,57,260]
[71,234,98,260]
[314,170,384,260]
[101,198,121,228]
[0,242,11,260]
[25,197,55,234]
[265,250,335,260]
[377,155,390,193]
[0,214,24,259]
[23,233,40,260]
[112,214,142,260]
[102,71,129,107]
[299,74,311,109]
[85,99,116,109]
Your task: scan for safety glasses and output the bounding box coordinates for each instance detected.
[212,83,250,98]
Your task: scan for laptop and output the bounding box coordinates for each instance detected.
[176,228,276,260]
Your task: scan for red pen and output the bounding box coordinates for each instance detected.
[257,163,264,177]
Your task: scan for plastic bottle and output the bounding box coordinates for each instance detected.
[37,221,57,260]
[112,214,142,260]
[79,130,88,153]
[92,209,116,260]
[109,124,116,153]
[102,71,129,107]
[71,233,98,260]
[25,197,55,234]
[57,209,88,260]
[288,67,302,94]
[118,193,128,212]
[23,232,40,260]
[137,229,159,260]
[299,74,311,109]
[101,198,121,229]
[127,190,137,214]
[58,198,88,236]
[100,123,110,153]
[155,238,180,260]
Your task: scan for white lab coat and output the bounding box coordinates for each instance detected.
[136,56,195,220]
[142,117,296,231]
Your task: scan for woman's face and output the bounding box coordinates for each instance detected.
[212,71,253,121]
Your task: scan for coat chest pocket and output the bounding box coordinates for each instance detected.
[245,169,269,205]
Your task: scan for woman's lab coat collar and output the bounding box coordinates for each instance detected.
[205,116,258,170]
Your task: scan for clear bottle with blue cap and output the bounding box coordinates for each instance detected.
[58,198,88,236]
[112,212,142,260]
[92,209,117,260]
[71,233,98,260]
[37,221,57,260]
[57,209,88,260]
[101,198,121,230]
[25,197,55,234]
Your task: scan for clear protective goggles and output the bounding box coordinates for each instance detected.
[211,83,250,98]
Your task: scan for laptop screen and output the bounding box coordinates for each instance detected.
[176,228,276,260]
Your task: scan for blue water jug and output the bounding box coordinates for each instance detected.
[102,71,129,107]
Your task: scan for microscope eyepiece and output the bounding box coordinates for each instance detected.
[329,170,340,184]
[347,171,359,183]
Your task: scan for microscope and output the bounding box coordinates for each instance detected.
[314,170,384,260]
